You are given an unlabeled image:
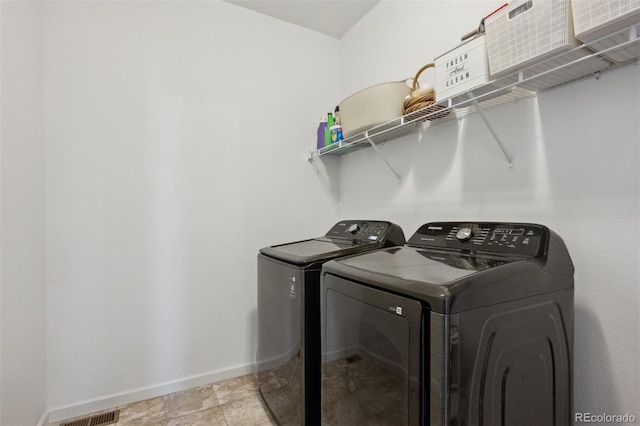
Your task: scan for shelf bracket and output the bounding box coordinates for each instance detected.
[467,92,514,169]
[364,131,402,182]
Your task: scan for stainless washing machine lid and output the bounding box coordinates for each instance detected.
[260,237,376,266]
[259,220,406,266]
[328,246,514,285]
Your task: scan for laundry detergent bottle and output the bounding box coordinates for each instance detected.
[325,112,335,146]
[316,117,327,150]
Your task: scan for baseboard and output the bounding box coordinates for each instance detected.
[46,363,255,424]
[257,342,300,371]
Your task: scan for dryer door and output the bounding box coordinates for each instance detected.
[322,274,425,426]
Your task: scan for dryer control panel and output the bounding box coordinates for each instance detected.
[408,222,548,257]
[326,220,392,243]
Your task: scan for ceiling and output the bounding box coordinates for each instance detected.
[223,0,381,39]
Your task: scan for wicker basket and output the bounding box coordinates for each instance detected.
[402,63,449,121]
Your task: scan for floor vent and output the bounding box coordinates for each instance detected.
[60,410,120,426]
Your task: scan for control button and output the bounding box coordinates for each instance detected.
[456,227,473,241]
[347,224,360,234]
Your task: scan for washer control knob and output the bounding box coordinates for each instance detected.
[347,224,360,234]
[456,227,473,241]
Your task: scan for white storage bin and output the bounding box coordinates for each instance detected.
[485,0,610,90]
[572,0,640,63]
[573,0,640,42]
[339,80,412,138]
[434,34,494,102]
[485,0,578,78]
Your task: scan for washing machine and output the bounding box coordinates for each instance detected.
[257,220,405,425]
[321,221,574,426]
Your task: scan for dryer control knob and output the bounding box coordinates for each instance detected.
[347,224,360,234]
[456,227,473,241]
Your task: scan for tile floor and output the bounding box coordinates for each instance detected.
[49,374,277,426]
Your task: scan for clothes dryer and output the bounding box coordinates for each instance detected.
[257,220,405,425]
[321,221,574,426]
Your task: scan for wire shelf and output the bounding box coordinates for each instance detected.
[310,23,640,161]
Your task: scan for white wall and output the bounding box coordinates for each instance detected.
[0,1,48,425]
[339,0,639,418]
[43,1,339,421]
[2,0,638,423]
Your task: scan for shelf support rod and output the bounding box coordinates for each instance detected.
[364,131,402,182]
[467,92,514,169]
